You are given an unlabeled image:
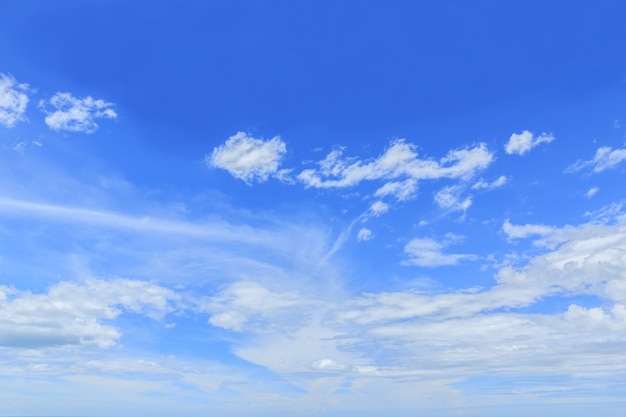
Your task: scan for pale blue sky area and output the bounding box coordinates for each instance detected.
[2,1,626,416]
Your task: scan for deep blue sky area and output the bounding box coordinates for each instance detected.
[2,1,626,416]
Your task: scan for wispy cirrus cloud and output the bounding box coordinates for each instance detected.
[566,146,626,174]
[208,132,288,184]
[403,234,476,267]
[39,92,117,133]
[472,175,507,190]
[504,130,555,155]
[502,219,555,240]
[0,73,33,128]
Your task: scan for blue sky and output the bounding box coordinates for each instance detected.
[2,1,626,416]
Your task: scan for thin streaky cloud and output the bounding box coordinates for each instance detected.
[566,146,626,173]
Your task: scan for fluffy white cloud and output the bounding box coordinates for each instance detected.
[504,130,555,155]
[502,219,555,240]
[0,278,179,349]
[0,73,32,128]
[298,140,493,188]
[403,236,476,267]
[566,146,626,173]
[357,227,373,241]
[39,92,117,133]
[208,132,287,184]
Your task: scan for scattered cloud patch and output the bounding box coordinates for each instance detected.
[357,227,373,241]
[502,219,555,240]
[298,140,493,188]
[566,146,626,173]
[208,132,287,184]
[472,175,507,190]
[0,73,32,128]
[205,281,308,333]
[504,130,555,155]
[369,201,389,216]
[374,178,418,201]
[39,92,117,133]
[586,187,599,199]
[403,236,475,267]
[0,278,179,349]
[434,185,472,212]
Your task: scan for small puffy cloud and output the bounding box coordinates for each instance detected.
[585,187,599,199]
[403,236,475,267]
[502,219,555,240]
[374,178,418,201]
[208,132,287,184]
[504,130,555,155]
[566,146,626,174]
[472,175,507,190]
[369,201,389,216]
[298,140,493,188]
[0,73,32,128]
[434,185,472,212]
[357,227,373,241]
[39,92,117,133]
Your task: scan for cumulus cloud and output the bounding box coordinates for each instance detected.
[357,227,373,241]
[39,92,117,133]
[502,219,555,240]
[0,73,32,128]
[566,146,626,173]
[0,278,179,349]
[504,130,555,155]
[298,140,493,188]
[403,236,476,267]
[208,132,287,184]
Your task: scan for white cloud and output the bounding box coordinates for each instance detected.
[504,130,555,155]
[298,140,493,188]
[502,219,555,240]
[566,146,626,173]
[0,278,179,349]
[374,178,418,201]
[434,185,472,212]
[208,132,287,184]
[585,187,599,199]
[369,201,389,216]
[357,227,373,241]
[204,281,310,333]
[472,175,507,190]
[0,73,32,128]
[39,92,117,133]
[403,236,476,267]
